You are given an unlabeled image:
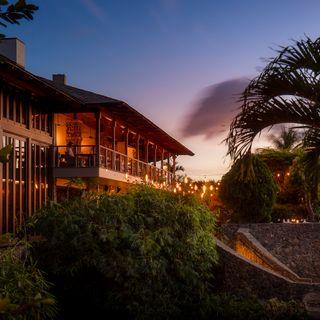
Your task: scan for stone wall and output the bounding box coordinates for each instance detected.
[221,223,320,281]
[216,239,320,301]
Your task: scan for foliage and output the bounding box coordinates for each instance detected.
[0,242,56,319]
[0,0,38,39]
[211,294,309,320]
[269,127,301,151]
[257,149,296,175]
[219,154,277,222]
[29,185,218,319]
[271,204,307,222]
[227,36,320,160]
[0,144,13,163]
[226,36,320,219]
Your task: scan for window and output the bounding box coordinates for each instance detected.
[2,136,26,234]
[1,87,29,125]
[1,136,49,234]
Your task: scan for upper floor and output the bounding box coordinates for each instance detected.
[0,38,194,187]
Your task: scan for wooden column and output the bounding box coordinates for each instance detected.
[145,140,149,180]
[136,134,140,176]
[161,149,164,170]
[112,120,116,170]
[0,89,2,120]
[154,145,157,166]
[172,155,176,183]
[136,135,140,161]
[125,128,129,173]
[0,126,3,232]
[26,138,32,217]
[95,111,101,167]
[145,140,149,162]
[167,152,171,185]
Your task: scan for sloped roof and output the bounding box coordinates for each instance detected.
[38,78,194,156]
[0,54,193,156]
[39,77,120,105]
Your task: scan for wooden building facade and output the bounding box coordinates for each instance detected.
[0,38,193,234]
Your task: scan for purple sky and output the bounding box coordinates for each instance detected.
[6,0,320,179]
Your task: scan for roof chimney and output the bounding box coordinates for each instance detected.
[0,38,25,68]
[52,74,67,85]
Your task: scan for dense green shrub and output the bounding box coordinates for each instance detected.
[211,294,309,320]
[30,185,218,319]
[271,204,308,222]
[219,155,278,222]
[0,242,56,320]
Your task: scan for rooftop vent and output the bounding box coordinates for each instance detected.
[52,74,67,85]
[0,38,25,68]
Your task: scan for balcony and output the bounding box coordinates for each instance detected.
[52,145,174,186]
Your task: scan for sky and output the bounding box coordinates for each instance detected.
[5,0,320,179]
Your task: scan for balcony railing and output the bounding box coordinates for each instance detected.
[53,145,174,185]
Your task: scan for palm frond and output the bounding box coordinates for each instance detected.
[227,36,320,161]
[227,97,320,159]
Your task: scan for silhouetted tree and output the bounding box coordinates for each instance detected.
[0,0,38,38]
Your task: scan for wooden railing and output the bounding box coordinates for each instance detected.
[53,145,174,185]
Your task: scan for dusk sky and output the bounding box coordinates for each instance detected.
[6,0,320,179]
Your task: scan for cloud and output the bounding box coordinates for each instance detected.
[80,0,106,22]
[181,77,249,139]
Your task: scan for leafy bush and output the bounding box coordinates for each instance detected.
[30,185,218,319]
[0,242,56,320]
[211,294,309,320]
[219,155,278,222]
[271,204,308,222]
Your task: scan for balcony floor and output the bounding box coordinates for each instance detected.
[52,167,142,184]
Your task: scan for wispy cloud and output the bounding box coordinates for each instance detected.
[80,0,106,23]
[181,78,249,139]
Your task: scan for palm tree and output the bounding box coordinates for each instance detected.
[269,127,300,151]
[227,36,320,220]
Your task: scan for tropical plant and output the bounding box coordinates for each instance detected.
[269,127,301,151]
[0,0,38,39]
[29,185,218,319]
[0,242,56,319]
[227,36,320,219]
[211,294,309,320]
[219,154,277,222]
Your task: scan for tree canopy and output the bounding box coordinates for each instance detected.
[0,0,38,38]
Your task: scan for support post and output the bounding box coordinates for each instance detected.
[145,140,149,162]
[95,111,101,167]
[136,134,140,176]
[0,126,3,232]
[161,149,164,170]
[172,155,176,184]
[26,138,32,217]
[112,120,116,170]
[154,145,157,166]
